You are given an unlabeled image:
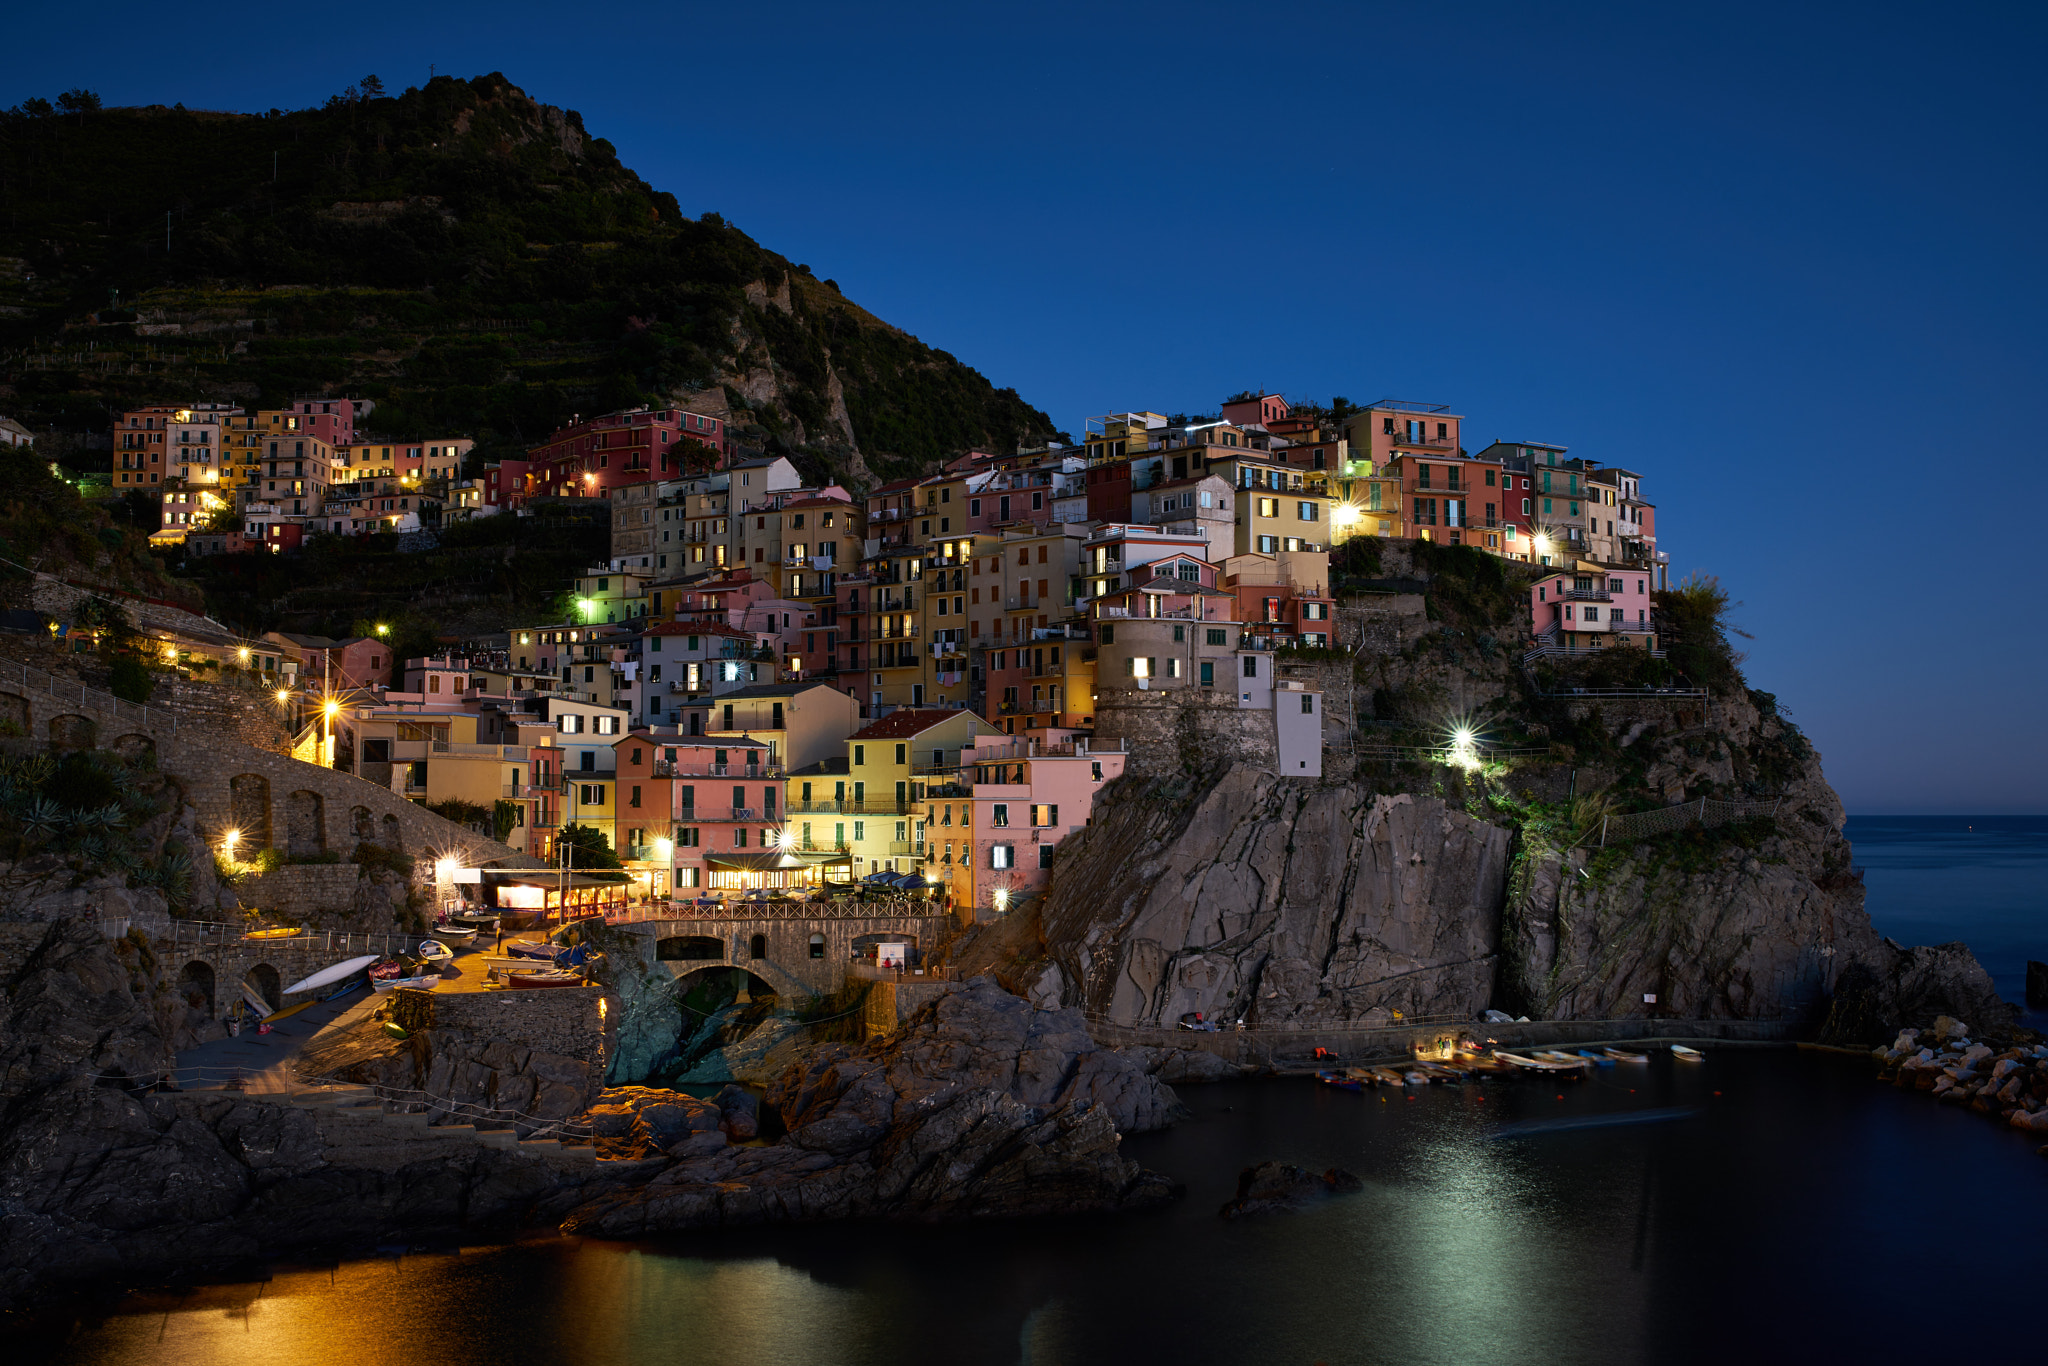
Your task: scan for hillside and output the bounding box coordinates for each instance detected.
[0,74,1060,486]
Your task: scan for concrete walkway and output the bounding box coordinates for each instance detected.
[170,986,381,1093]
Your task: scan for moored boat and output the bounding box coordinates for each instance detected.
[243,925,302,941]
[372,973,440,994]
[1602,1047,1649,1063]
[416,940,455,968]
[1576,1050,1617,1067]
[1316,1069,1363,1090]
[429,923,478,945]
[505,939,567,962]
[1497,1050,1587,1073]
[1671,1044,1706,1062]
[365,958,404,984]
[506,967,585,990]
[283,953,380,996]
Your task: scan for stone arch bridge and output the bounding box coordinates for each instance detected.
[618,902,955,998]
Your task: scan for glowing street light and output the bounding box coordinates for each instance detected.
[992,887,1010,913]
[274,687,291,707]
[654,837,674,861]
[375,624,389,637]
[775,828,798,852]
[221,828,241,858]
[237,646,250,663]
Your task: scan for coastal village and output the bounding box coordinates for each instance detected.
[76,391,1671,919]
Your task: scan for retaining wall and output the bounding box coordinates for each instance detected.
[623,911,953,997]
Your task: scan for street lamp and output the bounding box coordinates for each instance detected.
[375,624,389,637]
[221,828,241,859]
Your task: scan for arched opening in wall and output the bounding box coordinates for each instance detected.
[749,933,768,960]
[852,931,917,970]
[48,713,97,749]
[350,806,375,842]
[285,789,325,857]
[0,692,31,736]
[618,965,783,1089]
[656,935,725,961]
[177,959,216,1017]
[379,812,403,852]
[245,964,282,1012]
[111,733,156,764]
[809,932,825,960]
[229,773,272,848]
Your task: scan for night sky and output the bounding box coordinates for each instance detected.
[9,1,2044,813]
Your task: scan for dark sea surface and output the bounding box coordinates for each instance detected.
[1846,815,2048,1030]
[30,819,2048,1366]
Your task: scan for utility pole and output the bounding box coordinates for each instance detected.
[272,151,277,182]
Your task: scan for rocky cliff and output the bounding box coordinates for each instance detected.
[552,979,1181,1236]
[970,546,2014,1039]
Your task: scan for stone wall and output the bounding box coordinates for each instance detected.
[861,978,956,1039]
[238,864,369,921]
[1095,689,1277,778]
[393,986,605,1067]
[391,984,609,1112]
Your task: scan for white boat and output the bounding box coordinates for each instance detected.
[1602,1047,1650,1063]
[1495,1050,1586,1073]
[1671,1045,1706,1062]
[429,923,478,944]
[240,981,274,1019]
[283,954,380,996]
[371,974,441,994]
[417,940,455,967]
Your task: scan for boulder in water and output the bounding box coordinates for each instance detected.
[1218,1161,1362,1219]
[2027,961,2048,1010]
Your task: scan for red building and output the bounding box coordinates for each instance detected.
[528,407,730,499]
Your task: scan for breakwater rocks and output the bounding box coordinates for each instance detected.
[548,979,1184,1236]
[1873,1018,2048,1146]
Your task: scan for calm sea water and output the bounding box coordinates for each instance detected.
[1847,815,2048,1030]
[29,819,2048,1366]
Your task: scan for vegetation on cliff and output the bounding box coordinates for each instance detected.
[0,74,1060,485]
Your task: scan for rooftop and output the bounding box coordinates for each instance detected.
[849,708,978,741]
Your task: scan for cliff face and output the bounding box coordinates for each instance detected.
[1005,648,2009,1037]
[1029,770,1511,1027]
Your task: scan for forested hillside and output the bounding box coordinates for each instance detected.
[0,73,1060,485]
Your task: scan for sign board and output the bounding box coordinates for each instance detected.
[877,943,908,968]
[1643,994,1657,1004]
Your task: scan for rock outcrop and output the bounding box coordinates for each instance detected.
[1217,1161,1363,1219]
[1025,773,1512,1029]
[1000,684,2010,1036]
[552,979,1183,1236]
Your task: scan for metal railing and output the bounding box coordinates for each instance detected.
[153,920,426,961]
[605,898,947,923]
[0,657,181,734]
[1600,797,1784,846]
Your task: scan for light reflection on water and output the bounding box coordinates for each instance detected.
[36,1050,2048,1366]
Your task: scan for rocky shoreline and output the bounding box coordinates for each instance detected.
[1873,1016,2048,1149]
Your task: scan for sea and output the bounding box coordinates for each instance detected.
[26,816,2048,1366]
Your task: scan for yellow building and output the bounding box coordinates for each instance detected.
[833,707,1003,880]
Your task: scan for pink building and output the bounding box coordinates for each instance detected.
[1529,567,1658,650]
[953,734,1127,918]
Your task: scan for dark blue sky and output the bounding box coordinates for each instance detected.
[10,2,2046,813]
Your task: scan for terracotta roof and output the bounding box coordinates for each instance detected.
[849,708,980,741]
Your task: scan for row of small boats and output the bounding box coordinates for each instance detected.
[1315,1044,1704,1089]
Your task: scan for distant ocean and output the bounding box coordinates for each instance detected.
[1847,815,2048,1030]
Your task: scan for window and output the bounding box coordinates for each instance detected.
[853,744,865,765]
[809,932,825,959]
[1297,501,1318,521]
[1258,497,1278,518]
[1032,804,1058,827]
[1301,694,1315,714]
[1200,661,1214,686]
[1243,656,1258,678]
[630,785,642,808]
[991,844,1014,870]
[678,827,699,847]
[1098,624,1114,645]
[580,783,603,805]
[992,803,1009,827]
[1609,578,1624,592]
[895,743,907,764]
[559,714,583,734]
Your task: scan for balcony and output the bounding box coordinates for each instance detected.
[652,761,785,778]
[1560,586,1614,602]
